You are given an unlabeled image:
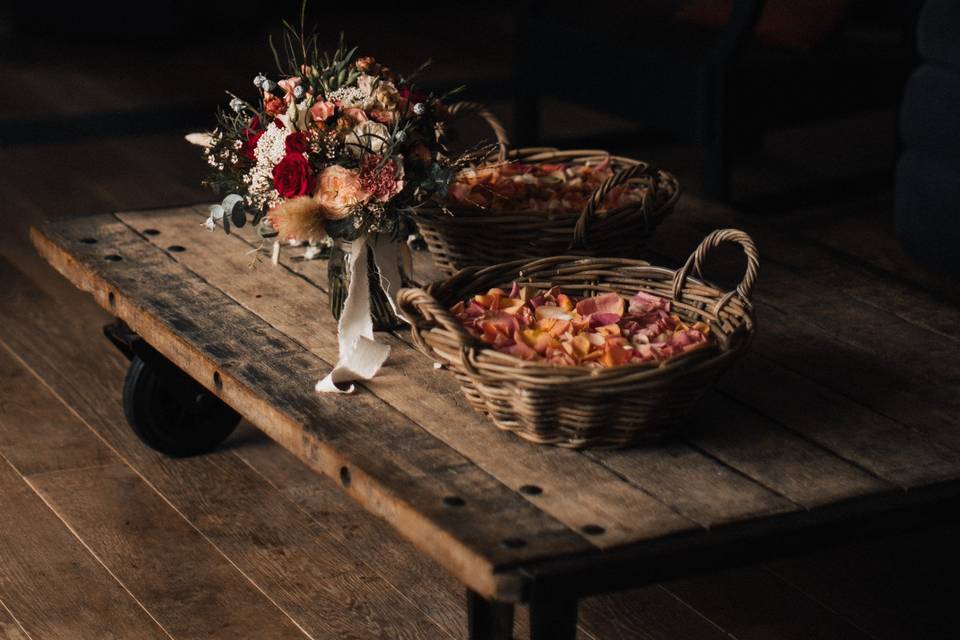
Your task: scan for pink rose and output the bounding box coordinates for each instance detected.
[309,100,336,123]
[314,165,369,219]
[278,76,302,103]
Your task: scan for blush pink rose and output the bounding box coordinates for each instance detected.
[314,165,369,219]
[309,100,336,123]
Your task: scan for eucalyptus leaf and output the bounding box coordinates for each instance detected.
[231,205,246,228]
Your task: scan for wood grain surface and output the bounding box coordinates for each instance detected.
[30,214,593,601]
[29,206,960,609]
[0,456,171,640]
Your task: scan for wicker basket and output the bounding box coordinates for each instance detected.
[415,101,681,276]
[397,229,758,449]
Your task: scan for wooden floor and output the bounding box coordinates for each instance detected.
[3,32,960,640]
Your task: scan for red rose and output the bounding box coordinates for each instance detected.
[284,131,309,154]
[398,86,427,104]
[240,116,264,161]
[272,153,315,198]
[243,115,261,138]
[240,130,264,161]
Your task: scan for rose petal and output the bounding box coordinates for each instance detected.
[535,305,573,321]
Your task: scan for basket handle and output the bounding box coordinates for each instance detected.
[447,101,509,164]
[397,287,476,345]
[571,161,660,249]
[670,228,759,312]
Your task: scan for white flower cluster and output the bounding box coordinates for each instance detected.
[246,123,290,210]
[325,85,367,107]
[202,131,233,170]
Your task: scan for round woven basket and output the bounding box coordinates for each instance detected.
[415,101,681,276]
[398,229,759,449]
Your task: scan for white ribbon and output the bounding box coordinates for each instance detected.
[316,233,404,393]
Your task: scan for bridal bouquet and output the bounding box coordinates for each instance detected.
[188,16,468,393]
[193,34,457,253]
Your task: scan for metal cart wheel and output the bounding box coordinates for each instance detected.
[105,320,241,457]
[121,353,241,458]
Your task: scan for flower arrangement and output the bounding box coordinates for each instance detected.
[452,285,713,367]
[191,26,462,255]
[186,8,489,393]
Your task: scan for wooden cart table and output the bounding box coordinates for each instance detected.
[32,205,960,640]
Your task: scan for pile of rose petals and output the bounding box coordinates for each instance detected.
[447,160,650,214]
[451,284,713,367]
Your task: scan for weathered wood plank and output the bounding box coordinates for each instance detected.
[27,462,310,640]
[593,440,793,528]
[139,205,905,532]
[721,354,960,488]
[29,214,594,600]
[578,586,731,640]
[173,206,897,528]
[0,455,171,640]
[682,393,891,507]
[0,259,466,638]
[787,200,960,313]
[132,452,458,640]
[754,304,960,452]
[0,604,30,640]
[231,423,538,640]
[118,206,701,548]
[0,345,114,476]
[648,209,960,457]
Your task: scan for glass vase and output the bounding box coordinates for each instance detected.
[327,239,404,331]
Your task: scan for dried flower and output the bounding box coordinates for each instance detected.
[359,154,405,202]
[345,120,390,158]
[270,196,326,243]
[355,56,377,73]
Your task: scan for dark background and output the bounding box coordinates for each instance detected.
[0,0,953,284]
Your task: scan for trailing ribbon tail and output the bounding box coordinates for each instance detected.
[316,233,402,394]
